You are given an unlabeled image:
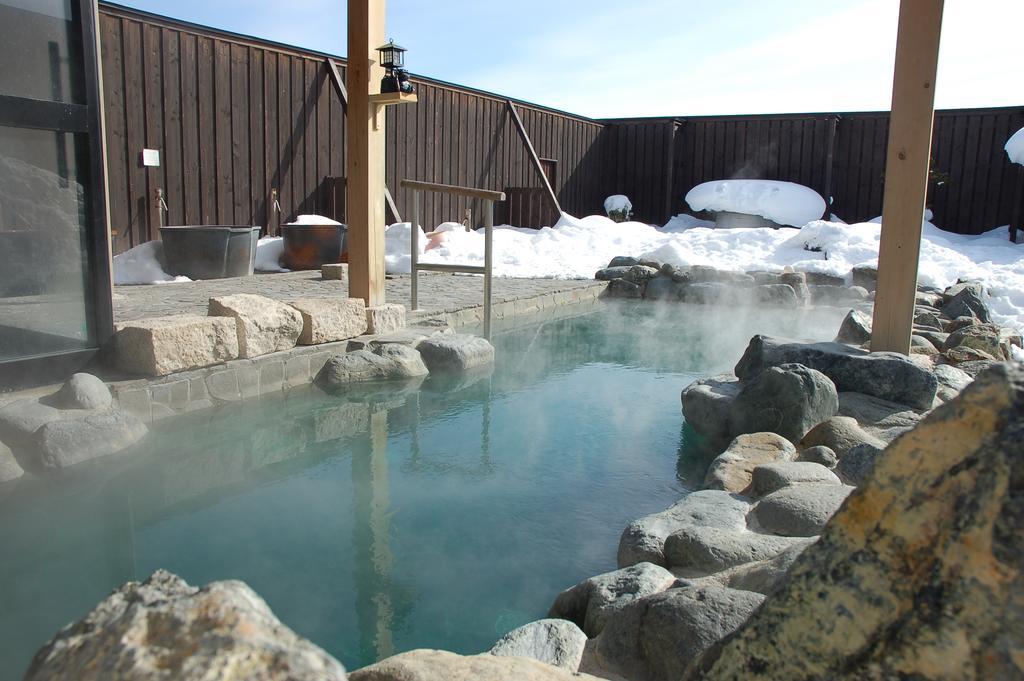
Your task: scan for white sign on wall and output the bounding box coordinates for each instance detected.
[141,149,160,167]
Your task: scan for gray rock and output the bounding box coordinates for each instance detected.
[780,272,810,305]
[704,432,797,493]
[677,282,732,305]
[750,461,841,496]
[944,322,1007,360]
[596,266,633,281]
[913,309,944,331]
[53,373,112,410]
[591,587,765,681]
[851,265,877,290]
[208,293,304,358]
[366,304,406,335]
[752,483,855,536]
[622,265,660,285]
[351,649,602,681]
[719,543,811,595]
[837,391,923,444]
[608,256,640,268]
[34,410,148,470]
[835,443,883,485]
[803,272,846,286]
[954,358,1001,378]
[416,334,495,372]
[0,440,24,482]
[933,363,973,402]
[799,416,886,457]
[797,445,838,468]
[752,284,800,308]
[914,328,949,351]
[0,398,62,446]
[735,335,938,409]
[910,334,939,355]
[809,285,869,305]
[834,309,872,345]
[946,315,979,333]
[605,278,642,299]
[643,275,682,301]
[915,290,944,308]
[940,282,991,322]
[549,562,677,637]
[729,363,839,443]
[618,490,751,568]
[25,570,346,681]
[681,374,740,448]
[489,619,587,671]
[315,345,428,389]
[665,525,816,572]
[686,266,756,285]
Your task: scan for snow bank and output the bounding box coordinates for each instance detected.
[685,180,826,228]
[112,241,190,285]
[603,194,632,214]
[1006,126,1024,165]
[255,236,288,272]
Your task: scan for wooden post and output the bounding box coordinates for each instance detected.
[870,0,944,354]
[346,0,387,306]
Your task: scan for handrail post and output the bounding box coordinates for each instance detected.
[410,188,419,310]
[483,198,493,339]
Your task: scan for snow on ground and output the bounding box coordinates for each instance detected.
[604,194,632,215]
[1006,126,1024,165]
[112,241,190,285]
[255,236,288,272]
[685,179,826,228]
[385,211,1024,331]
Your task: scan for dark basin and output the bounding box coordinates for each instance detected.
[160,226,259,280]
[282,223,347,270]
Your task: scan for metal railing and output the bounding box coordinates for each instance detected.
[401,179,506,339]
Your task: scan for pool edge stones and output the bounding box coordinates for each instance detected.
[208,294,304,359]
[366,303,406,335]
[290,297,368,345]
[114,315,240,377]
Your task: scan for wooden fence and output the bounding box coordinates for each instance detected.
[99,2,1023,255]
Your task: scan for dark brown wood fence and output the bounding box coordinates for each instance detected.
[99,2,1023,255]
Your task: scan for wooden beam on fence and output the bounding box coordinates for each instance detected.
[1010,166,1023,243]
[384,185,402,223]
[325,58,348,111]
[871,0,944,355]
[663,119,679,223]
[345,0,387,306]
[506,100,561,216]
[822,115,839,218]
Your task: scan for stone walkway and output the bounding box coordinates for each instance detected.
[113,269,605,327]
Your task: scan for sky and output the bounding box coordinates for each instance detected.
[116,0,1023,119]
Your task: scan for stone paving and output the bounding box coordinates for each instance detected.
[113,269,604,327]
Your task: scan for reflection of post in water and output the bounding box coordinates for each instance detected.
[352,408,395,662]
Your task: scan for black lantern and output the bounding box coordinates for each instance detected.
[378,40,414,94]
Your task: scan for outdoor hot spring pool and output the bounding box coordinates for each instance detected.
[0,301,845,677]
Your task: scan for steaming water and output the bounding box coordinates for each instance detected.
[0,301,845,677]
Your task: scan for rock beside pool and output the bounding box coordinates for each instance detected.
[33,409,148,470]
[114,315,240,376]
[0,398,62,447]
[799,416,885,458]
[351,649,603,681]
[209,293,304,358]
[52,373,112,410]
[834,443,883,486]
[290,297,368,345]
[751,483,855,537]
[836,391,923,444]
[548,562,678,636]
[489,619,587,671]
[664,524,815,573]
[618,490,751,568]
[680,374,741,449]
[0,440,23,482]
[734,335,938,409]
[24,570,347,681]
[796,445,838,468]
[315,344,428,389]
[682,363,1024,681]
[366,303,406,335]
[704,432,796,493]
[933,363,973,402]
[588,586,764,681]
[729,364,839,443]
[834,309,872,345]
[750,461,841,496]
[417,334,495,373]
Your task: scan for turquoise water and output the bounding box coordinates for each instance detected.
[0,302,843,676]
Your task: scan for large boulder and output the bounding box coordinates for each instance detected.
[0,398,61,447]
[834,309,872,345]
[750,461,841,496]
[799,416,886,458]
[52,373,112,410]
[729,364,839,443]
[315,345,428,389]
[683,363,1024,681]
[735,335,938,409]
[664,525,816,573]
[590,586,765,681]
[290,298,367,345]
[933,363,973,402]
[943,322,1007,360]
[416,334,495,372]
[548,562,677,637]
[489,619,587,671]
[34,410,148,470]
[751,483,855,537]
[796,445,838,468]
[618,490,751,568]
[24,570,347,681]
[940,281,991,322]
[209,293,304,358]
[681,374,740,448]
[836,391,923,444]
[351,649,602,681]
[834,443,883,486]
[715,543,812,595]
[114,315,239,376]
[704,432,796,493]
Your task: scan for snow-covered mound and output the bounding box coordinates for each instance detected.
[288,214,343,226]
[604,194,632,215]
[112,241,190,285]
[1006,126,1024,165]
[255,236,287,272]
[685,180,826,228]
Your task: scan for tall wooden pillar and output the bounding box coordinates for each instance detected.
[346,0,387,306]
[871,0,944,354]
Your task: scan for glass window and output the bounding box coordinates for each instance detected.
[0,124,93,361]
[0,0,85,104]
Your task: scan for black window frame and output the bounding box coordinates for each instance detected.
[0,0,113,390]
